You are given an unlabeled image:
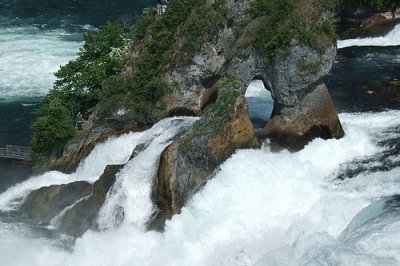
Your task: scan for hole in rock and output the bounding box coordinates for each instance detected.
[245,79,274,130]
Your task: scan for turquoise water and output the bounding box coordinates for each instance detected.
[0,0,151,190]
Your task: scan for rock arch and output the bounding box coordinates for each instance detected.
[245,79,274,130]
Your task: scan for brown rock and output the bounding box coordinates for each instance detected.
[259,84,344,151]
[149,94,260,230]
[51,111,149,173]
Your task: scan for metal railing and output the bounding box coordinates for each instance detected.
[0,145,32,161]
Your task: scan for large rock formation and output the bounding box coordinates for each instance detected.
[58,164,123,237]
[18,164,122,237]
[29,0,346,233]
[160,1,343,150]
[259,83,344,150]
[18,181,92,225]
[148,0,345,229]
[150,93,260,230]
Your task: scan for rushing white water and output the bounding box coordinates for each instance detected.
[0,110,399,265]
[337,24,400,49]
[49,195,92,229]
[0,131,145,211]
[0,24,82,100]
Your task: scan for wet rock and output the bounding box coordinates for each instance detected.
[150,94,260,230]
[18,181,92,225]
[259,83,344,151]
[58,164,123,237]
[339,7,400,39]
[51,110,149,173]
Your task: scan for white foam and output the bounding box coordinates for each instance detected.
[0,111,399,265]
[245,80,271,99]
[0,131,144,211]
[0,25,82,99]
[337,24,400,49]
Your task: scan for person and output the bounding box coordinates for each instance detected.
[77,112,83,122]
[157,0,162,16]
[76,112,84,130]
[391,4,397,19]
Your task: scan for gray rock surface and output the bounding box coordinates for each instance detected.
[150,94,260,230]
[259,83,345,150]
[18,181,92,225]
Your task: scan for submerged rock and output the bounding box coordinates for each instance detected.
[18,164,122,237]
[18,181,92,225]
[58,164,123,237]
[150,94,260,230]
[259,84,344,151]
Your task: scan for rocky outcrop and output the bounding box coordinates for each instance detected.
[18,164,122,237]
[146,0,345,229]
[259,83,344,151]
[338,5,400,38]
[51,110,149,173]
[18,181,92,225]
[58,164,123,237]
[150,94,260,230]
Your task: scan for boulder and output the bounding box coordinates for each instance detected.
[58,164,123,237]
[259,83,344,151]
[18,181,92,225]
[150,94,260,230]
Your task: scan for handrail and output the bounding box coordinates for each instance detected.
[0,145,32,161]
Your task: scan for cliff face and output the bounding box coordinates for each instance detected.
[39,0,345,233]
[160,0,343,150]
[149,0,344,228]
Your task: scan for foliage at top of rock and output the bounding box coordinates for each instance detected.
[31,0,342,158]
[242,0,336,60]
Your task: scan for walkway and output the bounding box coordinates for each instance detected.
[0,145,32,161]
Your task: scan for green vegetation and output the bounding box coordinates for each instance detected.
[31,22,133,156]
[183,91,240,152]
[196,91,240,135]
[31,98,75,155]
[33,0,394,158]
[236,0,337,60]
[298,58,323,76]
[32,0,229,157]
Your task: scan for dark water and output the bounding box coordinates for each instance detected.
[0,0,151,190]
[0,99,39,192]
[0,0,151,29]
[325,46,400,112]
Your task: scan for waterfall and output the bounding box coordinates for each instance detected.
[337,24,400,49]
[0,111,399,265]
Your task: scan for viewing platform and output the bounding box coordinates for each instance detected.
[0,145,32,162]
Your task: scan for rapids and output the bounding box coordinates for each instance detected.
[337,24,400,49]
[0,3,400,265]
[0,110,399,265]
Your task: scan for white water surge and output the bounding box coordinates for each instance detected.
[337,24,400,49]
[0,110,399,265]
[0,24,82,100]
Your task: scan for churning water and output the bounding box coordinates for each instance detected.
[0,110,399,266]
[0,3,399,265]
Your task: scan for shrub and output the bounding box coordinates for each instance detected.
[32,22,132,156]
[243,0,337,60]
[31,98,75,156]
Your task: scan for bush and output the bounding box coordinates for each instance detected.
[31,98,75,156]
[32,22,132,156]
[244,0,337,60]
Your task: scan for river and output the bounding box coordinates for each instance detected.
[0,2,399,265]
